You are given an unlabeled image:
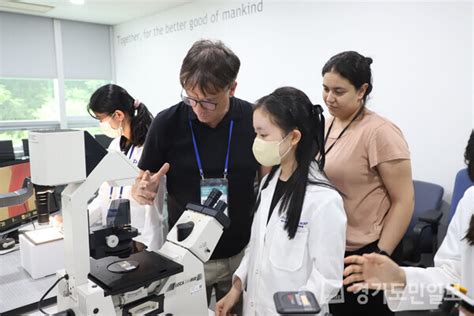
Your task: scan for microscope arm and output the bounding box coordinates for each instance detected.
[61,151,139,288]
[0,177,33,208]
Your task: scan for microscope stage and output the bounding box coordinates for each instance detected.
[89,250,183,295]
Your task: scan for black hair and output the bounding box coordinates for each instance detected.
[87,84,153,147]
[464,130,474,181]
[180,39,240,95]
[463,130,474,245]
[253,86,333,239]
[322,51,373,105]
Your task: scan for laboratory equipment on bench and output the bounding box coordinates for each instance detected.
[430,284,474,316]
[29,129,229,315]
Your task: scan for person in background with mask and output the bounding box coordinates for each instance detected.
[215,87,347,316]
[87,83,167,252]
[321,51,414,316]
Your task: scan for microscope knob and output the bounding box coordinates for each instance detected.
[176,221,194,242]
[106,235,119,248]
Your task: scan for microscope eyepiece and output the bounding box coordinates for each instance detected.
[203,189,222,208]
[214,200,227,213]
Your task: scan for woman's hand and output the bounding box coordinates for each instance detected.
[343,253,406,292]
[215,278,242,316]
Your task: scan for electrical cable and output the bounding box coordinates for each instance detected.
[38,274,69,315]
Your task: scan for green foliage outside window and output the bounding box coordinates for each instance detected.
[0,78,55,121]
[65,80,109,117]
[0,78,109,146]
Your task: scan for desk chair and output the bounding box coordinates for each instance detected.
[0,140,15,162]
[402,180,444,267]
[449,168,474,224]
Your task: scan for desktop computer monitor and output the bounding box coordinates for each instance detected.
[94,134,113,149]
[0,160,37,234]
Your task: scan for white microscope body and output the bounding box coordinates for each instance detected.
[29,130,228,315]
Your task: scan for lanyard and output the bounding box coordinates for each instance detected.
[109,145,135,199]
[189,119,234,180]
[324,106,364,155]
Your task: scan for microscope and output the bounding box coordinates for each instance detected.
[29,130,230,315]
[429,284,474,316]
[0,177,34,252]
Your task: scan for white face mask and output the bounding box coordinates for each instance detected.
[99,116,122,139]
[252,134,292,167]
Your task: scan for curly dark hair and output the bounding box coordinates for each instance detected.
[464,130,474,181]
[463,130,474,245]
[322,51,373,105]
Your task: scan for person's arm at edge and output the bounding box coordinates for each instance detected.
[377,159,414,254]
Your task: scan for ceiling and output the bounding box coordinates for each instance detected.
[0,0,193,25]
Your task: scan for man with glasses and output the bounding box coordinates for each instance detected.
[132,39,259,314]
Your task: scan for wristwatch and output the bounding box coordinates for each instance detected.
[375,245,390,257]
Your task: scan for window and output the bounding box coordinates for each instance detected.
[0,131,28,149]
[65,79,110,117]
[0,78,56,121]
[0,13,113,156]
[80,126,103,136]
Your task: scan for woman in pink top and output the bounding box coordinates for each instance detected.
[322,51,414,316]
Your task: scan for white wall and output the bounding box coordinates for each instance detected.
[114,1,472,200]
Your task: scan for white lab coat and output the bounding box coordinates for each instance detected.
[234,165,347,315]
[88,137,168,251]
[385,186,474,314]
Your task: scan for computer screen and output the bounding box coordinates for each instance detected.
[94,134,113,149]
[0,160,37,234]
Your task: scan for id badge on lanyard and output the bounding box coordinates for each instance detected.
[189,119,234,217]
[200,178,229,215]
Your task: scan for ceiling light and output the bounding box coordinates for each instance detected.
[70,0,85,5]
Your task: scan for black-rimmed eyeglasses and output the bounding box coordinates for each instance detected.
[181,90,219,111]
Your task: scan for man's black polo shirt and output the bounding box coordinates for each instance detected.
[139,97,259,259]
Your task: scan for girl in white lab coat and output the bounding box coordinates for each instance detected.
[343,186,474,316]
[215,87,347,315]
[87,84,167,251]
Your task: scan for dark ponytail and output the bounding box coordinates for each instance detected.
[130,102,153,146]
[465,215,474,246]
[464,130,474,181]
[88,84,153,146]
[253,87,333,239]
[312,104,326,171]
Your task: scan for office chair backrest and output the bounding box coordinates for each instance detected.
[22,138,29,157]
[449,168,474,223]
[409,180,444,250]
[0,140,15,162]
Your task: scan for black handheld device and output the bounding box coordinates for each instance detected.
[273,291,321,315]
